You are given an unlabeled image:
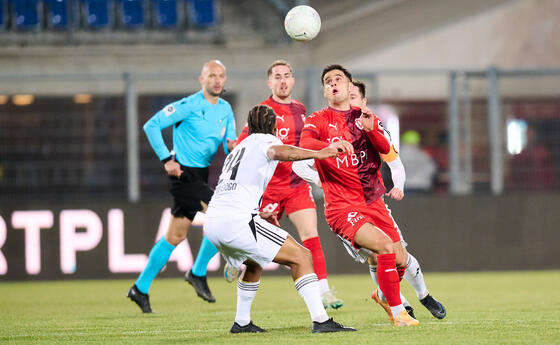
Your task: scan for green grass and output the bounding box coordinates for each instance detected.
[1,271,559,344]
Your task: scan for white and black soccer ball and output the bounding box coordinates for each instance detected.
[284,5,321,41]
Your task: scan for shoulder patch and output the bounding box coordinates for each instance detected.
[163,104,176,117]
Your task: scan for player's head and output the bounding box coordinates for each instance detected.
[321,64,353,107]
[248,104,277,135]
[349,80,367,109]
[200,60,227,97]
[267,59,295,101]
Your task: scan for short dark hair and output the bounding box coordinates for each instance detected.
[247,104,277,135]
[352,79,366,99]
[267,59,293,77]
[321,64,352,85]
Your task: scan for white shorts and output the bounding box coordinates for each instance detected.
[336,226,407,264]
[204,213,288,270]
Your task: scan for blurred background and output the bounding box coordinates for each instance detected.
[0,0,559,280]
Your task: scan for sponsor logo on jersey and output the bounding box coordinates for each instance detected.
[276,115,285,122]
[277,127,290,141]
[163,104,175,116]
[262,203,279,213]
[347,211,365,226]
[327,136,344,143]
[328,123,338,131]
[335,150,368,169]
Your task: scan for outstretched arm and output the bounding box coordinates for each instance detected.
[267,145,342,162]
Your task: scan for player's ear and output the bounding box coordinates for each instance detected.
[266,78,273,90]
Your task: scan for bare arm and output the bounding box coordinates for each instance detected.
[266,145,341,161]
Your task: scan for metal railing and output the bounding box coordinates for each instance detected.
[1,67,559,201]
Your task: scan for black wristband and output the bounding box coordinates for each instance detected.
[161,156,172,164]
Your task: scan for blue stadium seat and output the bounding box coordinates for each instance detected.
[117,0,144,29]
[153,0,178,29]
[0,0,5,30]
[82,0,111,29]
[45,0,73,30]
[186,0,216,28]
[11,0,41,30]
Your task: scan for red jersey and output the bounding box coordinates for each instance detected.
[300,107,392,212]
[238,96,307,190]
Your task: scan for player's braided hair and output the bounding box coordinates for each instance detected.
[247,104,277,135]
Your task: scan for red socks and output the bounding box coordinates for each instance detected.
[376,253,402,307]
[302,237,328,280]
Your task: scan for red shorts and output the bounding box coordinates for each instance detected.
[325,198,400,248]
[260,184,316,219]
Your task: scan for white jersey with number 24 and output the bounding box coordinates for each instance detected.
[206,133,282,218]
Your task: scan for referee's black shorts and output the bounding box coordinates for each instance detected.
[168,165,213,221]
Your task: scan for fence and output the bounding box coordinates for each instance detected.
[1,67,560,202]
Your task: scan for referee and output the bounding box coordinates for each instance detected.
[127,60,237,313]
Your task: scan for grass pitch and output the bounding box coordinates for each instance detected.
[1,271,559,344]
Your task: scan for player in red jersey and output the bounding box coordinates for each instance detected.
[299,64,419,326]
[235,60,343,309]
[349,80,446,320]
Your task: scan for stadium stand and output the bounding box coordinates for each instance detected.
[117,0,144,29]
[12,0,41,30]
[0,0,220,38]
[82,0,112,29]
[152,0,179,29]
[45,0,73,30]
[0,0,5,30]
[186,0,216,28]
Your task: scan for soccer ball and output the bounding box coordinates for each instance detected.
[284,5,321,41]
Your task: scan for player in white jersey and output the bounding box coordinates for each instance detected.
[204,105,356,334]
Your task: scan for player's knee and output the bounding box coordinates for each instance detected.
[295,246,313,267]
[165,233,185,246]
[377,241,394,255]
[243,261,262,281]
[165,228,186,245]
[298,229,319,241]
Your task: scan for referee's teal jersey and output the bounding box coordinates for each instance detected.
[143,90,237,167]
